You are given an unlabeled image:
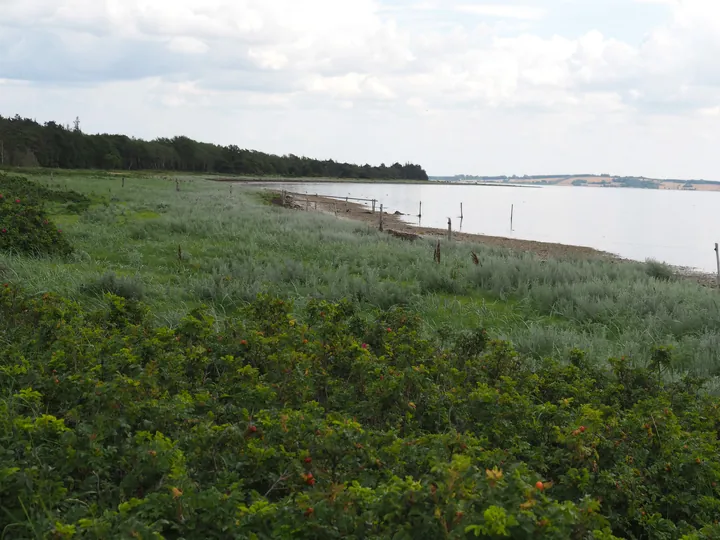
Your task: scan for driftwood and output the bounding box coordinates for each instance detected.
[386,229,420,242]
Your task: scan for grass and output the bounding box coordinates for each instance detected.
[2,170,720,376]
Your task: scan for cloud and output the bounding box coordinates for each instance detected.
[1,0,719,178]
[454,4,546,20]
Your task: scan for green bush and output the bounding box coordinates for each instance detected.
[80,271,145,300]
[0,173,91,213]
[645,258,676,282]
[1,286,719,538]
[0,197,72,256]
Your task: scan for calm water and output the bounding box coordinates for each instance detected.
[261,182,720,272]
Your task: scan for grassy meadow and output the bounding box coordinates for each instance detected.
[3,169,720,538]
[2,170,720,378]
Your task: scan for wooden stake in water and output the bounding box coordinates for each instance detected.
[460,202,464,220]
[379,204,384,232]
[418,201,422,218]
[447,218,452,241]
[510,204,514,231]
[715,243,720,285]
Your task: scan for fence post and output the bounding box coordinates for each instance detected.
[460,202,463,219]
[379,204,384,231]
[176,179,180,192]
[510,204,514,230]
[372,199,376,214]
[447,218,452,241]
[418,201,422,218]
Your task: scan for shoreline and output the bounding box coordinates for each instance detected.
[272,190,719,289]
[213,177,541,188]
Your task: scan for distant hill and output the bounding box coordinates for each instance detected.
[0,114,429,181]
[430,174,720,191]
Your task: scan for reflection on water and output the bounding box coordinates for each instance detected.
[258,182,720,272]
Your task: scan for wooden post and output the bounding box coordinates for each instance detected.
[418,201,422,218]
[306,197,309,211]
[176,179,180,192]
[372,199,376,214]
[379,204,384,231]
[314,200,317,211]
[510,204,514,230]
[447,218,452,241]
[122,177,125,188]
[460,202,463,219]
[715,243,720,285]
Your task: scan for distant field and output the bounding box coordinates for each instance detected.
[433,174,720,191]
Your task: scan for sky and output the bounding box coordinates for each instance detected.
[1,0,719,179]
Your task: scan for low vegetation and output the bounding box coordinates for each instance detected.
[1,170,719,538]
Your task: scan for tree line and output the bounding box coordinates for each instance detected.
[0,114,428,180]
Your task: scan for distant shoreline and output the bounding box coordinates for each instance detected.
[212,176,542,188]
[431,175,720,192]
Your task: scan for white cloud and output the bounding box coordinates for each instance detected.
[166,36,209,55]
[454,4,546,20]
[1,0,719,178]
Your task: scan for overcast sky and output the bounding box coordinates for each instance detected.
[1,0,718,178]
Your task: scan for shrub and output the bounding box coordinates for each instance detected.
[644,258,676,281]
[80,271,145,300]
[0,197,72,256]
[0,173,91,213]
[0,286,719,538]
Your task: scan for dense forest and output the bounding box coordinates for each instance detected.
[0,114,428,180]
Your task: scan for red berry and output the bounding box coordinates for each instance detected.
[387,328,392,333]
[580,426,586,433]
[304,507,314,517]
[304,457,312,464]
[249,425,257,433]
[535,481,544,490]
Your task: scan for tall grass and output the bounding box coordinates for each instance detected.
[2,171,719,375]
